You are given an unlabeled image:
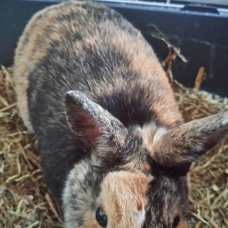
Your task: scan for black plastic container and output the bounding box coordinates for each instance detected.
[1,0,228,97]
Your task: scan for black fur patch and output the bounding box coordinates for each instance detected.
[143,175,189,228]
[97,88,155,128]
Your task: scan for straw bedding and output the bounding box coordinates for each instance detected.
[0,61,228,228]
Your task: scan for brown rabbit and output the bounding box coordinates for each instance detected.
[13,1,228,227]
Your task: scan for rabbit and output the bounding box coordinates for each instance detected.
[13,1,228,228]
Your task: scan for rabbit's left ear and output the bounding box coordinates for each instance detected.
[149,111,228,173]
[65,90,128,160]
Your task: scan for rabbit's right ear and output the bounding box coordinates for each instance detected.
[150,111,228,174]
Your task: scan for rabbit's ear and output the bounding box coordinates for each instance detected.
[151,111,228,174]
[65,90,128,158]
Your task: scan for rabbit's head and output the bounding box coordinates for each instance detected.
[63,90,228,228]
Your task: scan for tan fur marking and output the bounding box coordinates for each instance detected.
[123,161,151,174]
[141,122,168,156]
[84,36,100,46]
[100,171,152,227]
[80,210,98,228]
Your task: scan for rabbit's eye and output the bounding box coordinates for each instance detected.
[95,206,108,227]
[172,215,180,228]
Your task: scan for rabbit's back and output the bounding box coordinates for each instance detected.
[13,1,182,199]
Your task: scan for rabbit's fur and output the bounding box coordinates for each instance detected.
[13,1,228,228]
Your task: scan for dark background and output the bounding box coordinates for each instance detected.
[1,0,228,97]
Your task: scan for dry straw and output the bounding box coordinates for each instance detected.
[0,53,228,227]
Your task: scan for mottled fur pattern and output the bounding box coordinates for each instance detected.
[13,1,228,228]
